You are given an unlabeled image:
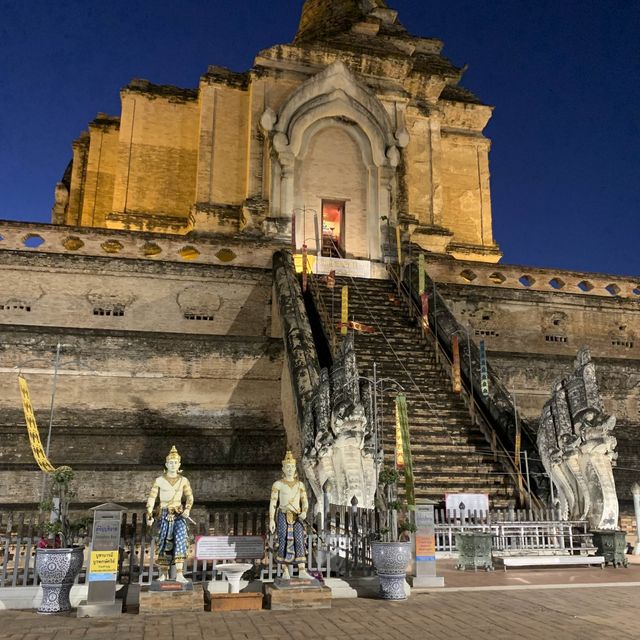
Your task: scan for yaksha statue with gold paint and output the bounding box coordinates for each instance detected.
[146,446,194,583]
[269,451,312,580]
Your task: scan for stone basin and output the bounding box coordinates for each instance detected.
[215,563,253,594]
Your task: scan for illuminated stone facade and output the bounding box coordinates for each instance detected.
[54,0,501,263]
[1,2,638,529]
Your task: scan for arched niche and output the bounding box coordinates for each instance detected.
[264,61,401,261]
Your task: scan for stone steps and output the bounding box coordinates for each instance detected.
[312,274,517,509]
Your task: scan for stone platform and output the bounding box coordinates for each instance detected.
[264,579,331,610]
[207,592,263,612]
[139,584,204,614]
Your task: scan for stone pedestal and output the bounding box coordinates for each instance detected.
[207,592,263,612]
[140,583,204,614]
[77,600,122,618]
[411,576,445,588]
[591,530,628,568]
[264,579,331,610]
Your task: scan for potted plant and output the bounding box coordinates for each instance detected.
[35,466,86,614]
[371,467,417,600]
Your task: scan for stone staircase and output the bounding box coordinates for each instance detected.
[311,275,517,508]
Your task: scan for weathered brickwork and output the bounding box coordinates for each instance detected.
[436,277,640,512]
[3,0,638,520]
[0,252,274,337]
[0,325,285,507]
[78,118,120,228]
[112,86,200,222]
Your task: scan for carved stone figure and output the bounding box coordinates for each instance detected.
[537,347,619,530]
[302,334,378,511]
[269,451,312,580]
[146,446,194,583]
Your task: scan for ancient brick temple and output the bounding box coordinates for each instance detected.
[1,1,638,526]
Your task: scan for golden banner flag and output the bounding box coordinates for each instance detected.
[341,286,349,336]
[418,253,425,295]
[395,225,402,265]
[395,400,405,471]
[18,375,56,473]
[395,395,415,507]
[452,335,462,393]
[420,293,429,334]
[301,244,308,293]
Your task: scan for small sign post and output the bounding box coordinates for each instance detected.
[77,503,126,618]
[412,499,444,587]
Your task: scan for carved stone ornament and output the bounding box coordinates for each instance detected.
[260,107,277,133]
[537,346,619,530]
[302,334,378,510]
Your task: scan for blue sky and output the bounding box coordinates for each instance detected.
[0,0,638,275]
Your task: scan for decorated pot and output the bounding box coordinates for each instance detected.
[371,541,412,600]
[35,547,85,614]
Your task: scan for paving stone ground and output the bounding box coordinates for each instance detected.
[3,561,640,640]
[0,585,638,640]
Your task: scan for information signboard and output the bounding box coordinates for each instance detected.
[413,501,444,587]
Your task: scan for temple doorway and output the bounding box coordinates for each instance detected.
[321,199,345,258]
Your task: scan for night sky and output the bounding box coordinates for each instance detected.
[1,0,638,276]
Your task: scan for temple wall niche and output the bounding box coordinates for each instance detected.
[79,123,119,227]
[112,92,199,220]
[297,126,368,258]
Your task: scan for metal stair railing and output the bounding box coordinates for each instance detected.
[387,262,546,513]
[307,269,338,360]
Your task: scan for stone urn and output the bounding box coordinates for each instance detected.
[35,547,85,614]
[371,541,412,600]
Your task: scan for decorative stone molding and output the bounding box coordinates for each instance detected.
[177,286,222,320]
[422,253,640,299]
[0,221,281,270]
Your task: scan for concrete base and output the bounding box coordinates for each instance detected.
[264,583,331,610]
[0,586,88,611]
[344,576,411,598]
[324,578,358,598]
[149,580,193,592]
[139,584,204,614]
[76,600,123,618]
[411,576,445,588]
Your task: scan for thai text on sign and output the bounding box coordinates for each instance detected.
[89,550,118,581]
[415,535,436,562]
